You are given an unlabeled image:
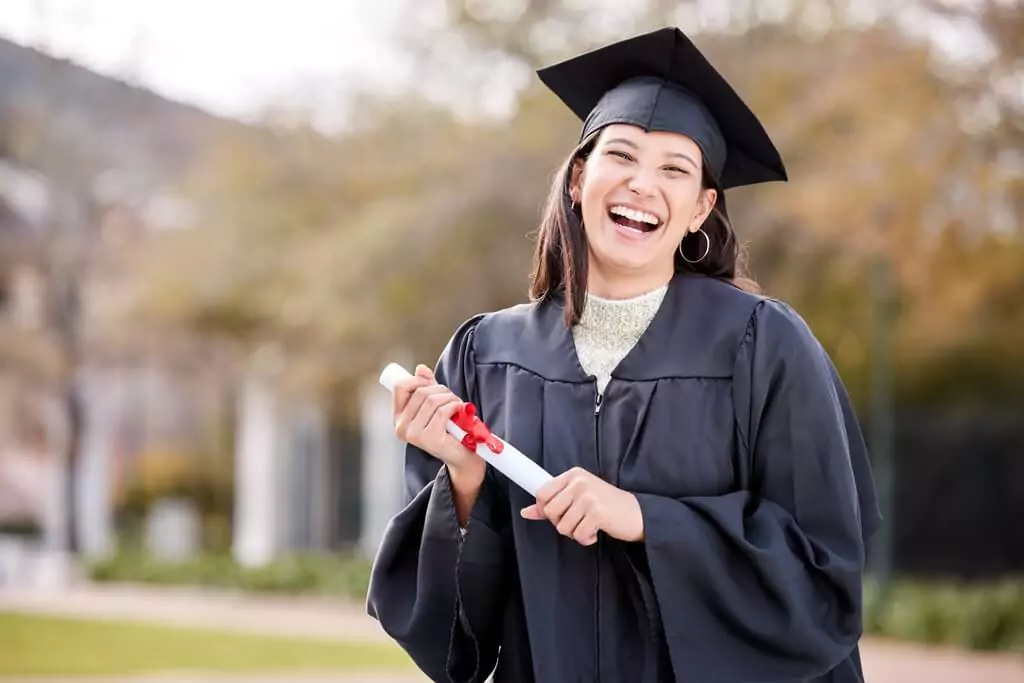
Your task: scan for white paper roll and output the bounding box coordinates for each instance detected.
[378,362,554,496]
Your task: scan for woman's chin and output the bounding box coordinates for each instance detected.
[586,217,677,273]
[593,223,664,264]
[593,245,666,274]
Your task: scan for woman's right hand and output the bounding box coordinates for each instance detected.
[392,364,484,480]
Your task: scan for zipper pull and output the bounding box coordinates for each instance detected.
[594,392,603,416]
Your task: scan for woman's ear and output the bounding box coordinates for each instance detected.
[569,159,585,205]
[691,187,718,232]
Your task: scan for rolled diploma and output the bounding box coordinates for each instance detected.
[379,362,554,497]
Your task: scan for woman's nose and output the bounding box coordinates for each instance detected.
[627,168,658,197]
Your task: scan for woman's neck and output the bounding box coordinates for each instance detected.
[586,261,673,300]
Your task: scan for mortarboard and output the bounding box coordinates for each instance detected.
[536,27,787,190]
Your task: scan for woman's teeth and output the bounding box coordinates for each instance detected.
[608,205,661,232]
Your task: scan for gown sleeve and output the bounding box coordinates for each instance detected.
[633,298,882,682]
[365,314,511,683]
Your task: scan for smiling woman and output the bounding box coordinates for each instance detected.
[580,128,711,274]
[367,26,881,683]
[530,102,762,324]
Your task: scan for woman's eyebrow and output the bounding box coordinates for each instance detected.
[665,151,698,168]
[604,137,638,149]
[604,137,697,168]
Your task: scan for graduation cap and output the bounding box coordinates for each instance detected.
[536,27,787,190]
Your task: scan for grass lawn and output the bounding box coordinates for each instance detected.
[0,612,416,677]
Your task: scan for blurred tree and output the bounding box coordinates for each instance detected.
[123,1,1022,422]
[1,88,105,555]
[123,95,577,408]
[0,2,160,553]
[387,0,1024,407]
[1,113,94,557]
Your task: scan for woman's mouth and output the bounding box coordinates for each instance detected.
[607,204,662,237]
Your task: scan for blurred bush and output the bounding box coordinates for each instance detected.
[87,550,371,602]
[864,578,1024,654]
[115,448,234,552]
[87,549,1024,654]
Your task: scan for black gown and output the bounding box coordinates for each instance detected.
[366,273,882,683]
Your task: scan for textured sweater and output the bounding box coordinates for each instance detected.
[571,284,669,394]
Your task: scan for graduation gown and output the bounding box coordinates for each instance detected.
[367,273,882,683]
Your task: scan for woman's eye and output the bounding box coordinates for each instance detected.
[607,150,633,161]
[665,166,687,175]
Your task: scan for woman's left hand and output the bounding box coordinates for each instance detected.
[521,467,644,545]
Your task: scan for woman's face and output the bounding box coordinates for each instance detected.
[571,124,717,291]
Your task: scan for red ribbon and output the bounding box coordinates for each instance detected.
[451,403,504,455]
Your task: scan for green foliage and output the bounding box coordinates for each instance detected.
[113,449,235,552]
[864,578,1024,653]
[88,550,373,603]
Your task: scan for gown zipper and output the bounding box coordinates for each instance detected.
[593,387,604,683]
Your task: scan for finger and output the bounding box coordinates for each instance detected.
[537,466,590,502]
[415,364,435,380]
[425,396,463,440]
[396,384,447,440]
[541,485,576,524]
[392,376,433,422]
[535,471,572,507]
[405,385,458,432]
[573,518,599,546]
[520,504,544,520]
[556,500,587,538]
[395,385,448,438]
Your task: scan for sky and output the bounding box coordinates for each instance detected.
[0,0,996,129]
[0,0,414,123]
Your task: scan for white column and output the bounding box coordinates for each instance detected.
[41,395,66,553]
[77,371,115,559]
[232,376,280,568]
[359,379,406,558]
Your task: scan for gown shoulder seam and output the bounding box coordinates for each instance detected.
[474,359,594,384]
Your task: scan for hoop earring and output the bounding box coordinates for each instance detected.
[679,227,710,264]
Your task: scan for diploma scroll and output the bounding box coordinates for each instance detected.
[379,362,554,497]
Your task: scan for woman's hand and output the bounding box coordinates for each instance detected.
[392,364,483,479]
[520,467,644,545]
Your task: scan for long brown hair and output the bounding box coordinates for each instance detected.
[528,131,761,326]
